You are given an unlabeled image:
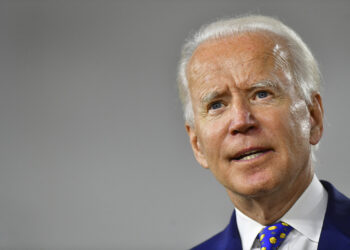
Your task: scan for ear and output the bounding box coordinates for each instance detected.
[309,93,324,145]
[185,124,209,169]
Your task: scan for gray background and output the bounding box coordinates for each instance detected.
[1,0,349,249]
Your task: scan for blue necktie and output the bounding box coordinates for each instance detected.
[258,221,293,250]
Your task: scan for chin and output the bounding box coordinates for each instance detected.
[231,184,271,198]
[228,172,281,198]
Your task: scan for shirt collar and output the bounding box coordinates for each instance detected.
[235,207,264,250]
[235,175,328,249]
[281,175,328,242]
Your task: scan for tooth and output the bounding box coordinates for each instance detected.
[241,152,262,160]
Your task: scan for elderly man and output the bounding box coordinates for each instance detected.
[177,15,350,250]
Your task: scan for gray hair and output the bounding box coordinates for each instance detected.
[177,15,321,127]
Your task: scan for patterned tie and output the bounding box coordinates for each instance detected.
[258,221,293,250]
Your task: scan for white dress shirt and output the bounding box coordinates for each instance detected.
[236,175,328,250]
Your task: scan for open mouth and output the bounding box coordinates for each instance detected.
[231,148,272,161]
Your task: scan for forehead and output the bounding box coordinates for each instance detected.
[187,32,290,87]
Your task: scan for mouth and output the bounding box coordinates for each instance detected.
[231,148,273,162]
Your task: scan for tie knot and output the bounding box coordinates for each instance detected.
[258,221,293,250]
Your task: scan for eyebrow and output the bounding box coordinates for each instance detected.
[251,80,279,89]
[200,91,223,106]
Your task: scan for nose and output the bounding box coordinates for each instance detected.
[228,98,257,135]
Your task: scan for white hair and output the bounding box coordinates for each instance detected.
[177,15,321,161]
[177,15,320,125]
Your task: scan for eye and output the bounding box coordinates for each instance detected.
[255,90,270,99]
[209,101,223,110]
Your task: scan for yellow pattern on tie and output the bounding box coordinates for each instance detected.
[258,221,293,250]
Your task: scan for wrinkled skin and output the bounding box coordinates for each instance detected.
[186,33,323,223]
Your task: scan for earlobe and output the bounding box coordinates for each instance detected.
[309,93,324,145]
[185,124,209,169]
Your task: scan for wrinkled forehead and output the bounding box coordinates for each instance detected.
[187,32,292,85]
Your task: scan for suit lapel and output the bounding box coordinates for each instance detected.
[223,210,243,250]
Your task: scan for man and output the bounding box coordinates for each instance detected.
[177,15,350,250]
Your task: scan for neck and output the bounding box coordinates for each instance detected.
[228,170,313,225]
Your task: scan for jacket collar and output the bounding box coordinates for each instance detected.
[191,180,350,250]
[317,180,350,249]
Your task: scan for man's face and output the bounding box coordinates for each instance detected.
[186,33,323,198]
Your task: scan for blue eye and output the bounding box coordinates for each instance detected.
[209,101,223,110]
[256,91,269,99]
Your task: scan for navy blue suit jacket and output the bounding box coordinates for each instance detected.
[191,181,350,250]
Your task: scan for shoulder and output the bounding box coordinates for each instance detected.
[320,180,350,246]
[321,180,350,215]
[190,210,242,250]
[190,229,228,250]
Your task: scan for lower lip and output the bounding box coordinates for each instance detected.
[231,150,273,163]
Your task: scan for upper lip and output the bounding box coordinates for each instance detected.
[231,147,273,160]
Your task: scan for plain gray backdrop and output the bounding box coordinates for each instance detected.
[1,0,349,249]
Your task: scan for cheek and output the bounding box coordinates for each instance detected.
[270,106,311,160]
[258,107,306,149]
[197,119,228,159]
[289,101,311,139]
